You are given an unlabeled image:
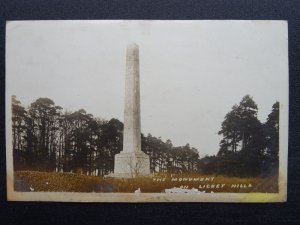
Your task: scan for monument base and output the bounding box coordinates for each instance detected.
[110,151,151,178]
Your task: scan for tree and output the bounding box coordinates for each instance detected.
[218,95,262,154]
[98,118,123,174]
[58,111,74,172]
[27,98,62,170]
[67,109,94,173]
[12,95,27,169]
[238,95,261,151]
[216,95,265,176]
[141,134,161,172]
[218,104,240,153]
[263,102,279,175]
[12,96,26,150]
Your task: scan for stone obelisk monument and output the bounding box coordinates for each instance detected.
[113,43,150,178]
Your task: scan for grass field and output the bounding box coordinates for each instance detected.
[14,170,278,193]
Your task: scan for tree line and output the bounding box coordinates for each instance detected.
[12,95,199,175]
[199,95,279,177]
[12,94,279,177]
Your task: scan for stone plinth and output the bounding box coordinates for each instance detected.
[113,151,150,178]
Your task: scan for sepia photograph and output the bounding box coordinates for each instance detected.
[6,20,288,202]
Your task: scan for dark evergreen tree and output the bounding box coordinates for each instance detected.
[12,95,27,170]
[216,95,265,176]
[28,98,62,170]
[263,102,279,175]
[99,118,123,174]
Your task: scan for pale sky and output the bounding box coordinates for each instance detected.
[6,20,288,156]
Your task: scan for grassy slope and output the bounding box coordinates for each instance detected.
[14,171,278,193]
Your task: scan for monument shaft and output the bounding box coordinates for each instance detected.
[113,43,150,177]
[123,44,141,153]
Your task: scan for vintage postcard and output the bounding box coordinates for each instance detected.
[6,20,288,202]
